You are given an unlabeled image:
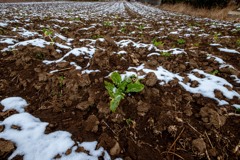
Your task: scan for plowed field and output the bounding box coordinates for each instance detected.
[0,1,240,160]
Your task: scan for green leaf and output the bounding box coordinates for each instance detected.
[110,72,122,86]
[110,94,124,112]
[118,80,128,92]
[126,81,144,93]
[104,81,115,98]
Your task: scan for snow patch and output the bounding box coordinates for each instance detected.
[1,97,28,113]
[232,104,240,109]
[218,48,240,54]
[0,97,119,160]
[0,22,8,27]
[179,69,240,105]
[43,47,95,65]
[0,38,18,45]
[2,39,50,52]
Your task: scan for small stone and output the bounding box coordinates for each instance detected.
[110,141,121,156]
[192,138,206,154]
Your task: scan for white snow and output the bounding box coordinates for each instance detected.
[232,104,240,109]
[128,64,183,85]
[55,43,72,49]
[116,50,127,55]
[231,75,240,84]
[218,48,240,54]
[207,54,234,69]
[125,64,239,106]
[210,43,222,46]
[1,97,28,113]
[19,30,40,38]
[0,22,8,27]
[0,97,119,160]
[82,69,100,74]
[0,38,18,45]
[179,69,240,105]
[170,31,178,35]
[43,47,96,65]
[70,62,82,70]
[2,39,50,52]
[0,113,74,160]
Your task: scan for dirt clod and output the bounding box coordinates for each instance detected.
[0,139,15,157]
[110,141,121,156]
[83,115,100,133]
[137,101,151,116]
[76,101,93,111]
[145,72,158,87]
[199,106,226,128]
[192,138,206,154]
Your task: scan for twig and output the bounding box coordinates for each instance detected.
[168,127,185,152]
[225,113,240,117]
[204,131,213,148]
[161,151,185,160]
[102,120,117,135]
[50,67,72,73]
[186,122,202,136]
[205,150,211,160]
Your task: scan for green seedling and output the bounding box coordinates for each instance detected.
[138,24,144,31]
[0,28,4,34]
[177,39,186,45]
[43,28,54,44]
[193,43,200,47]
[211,70,219,75]
[104,72,144,112]
[58,76,65,88]
[125,118,134,126]
[213,33,219,42]
[120,27,126,33]
[73,17,80,21]
[152,38,164,47]
[236,39,240,47]
[58,75,65,96]
[92,34,103,39]
[161,52,171,57]
[103,21,112,27]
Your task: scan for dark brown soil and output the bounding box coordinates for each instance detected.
[0,1,240,160]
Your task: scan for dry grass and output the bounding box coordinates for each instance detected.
[159,3,239,21]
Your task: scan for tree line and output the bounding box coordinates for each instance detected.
[161,0,240,8]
